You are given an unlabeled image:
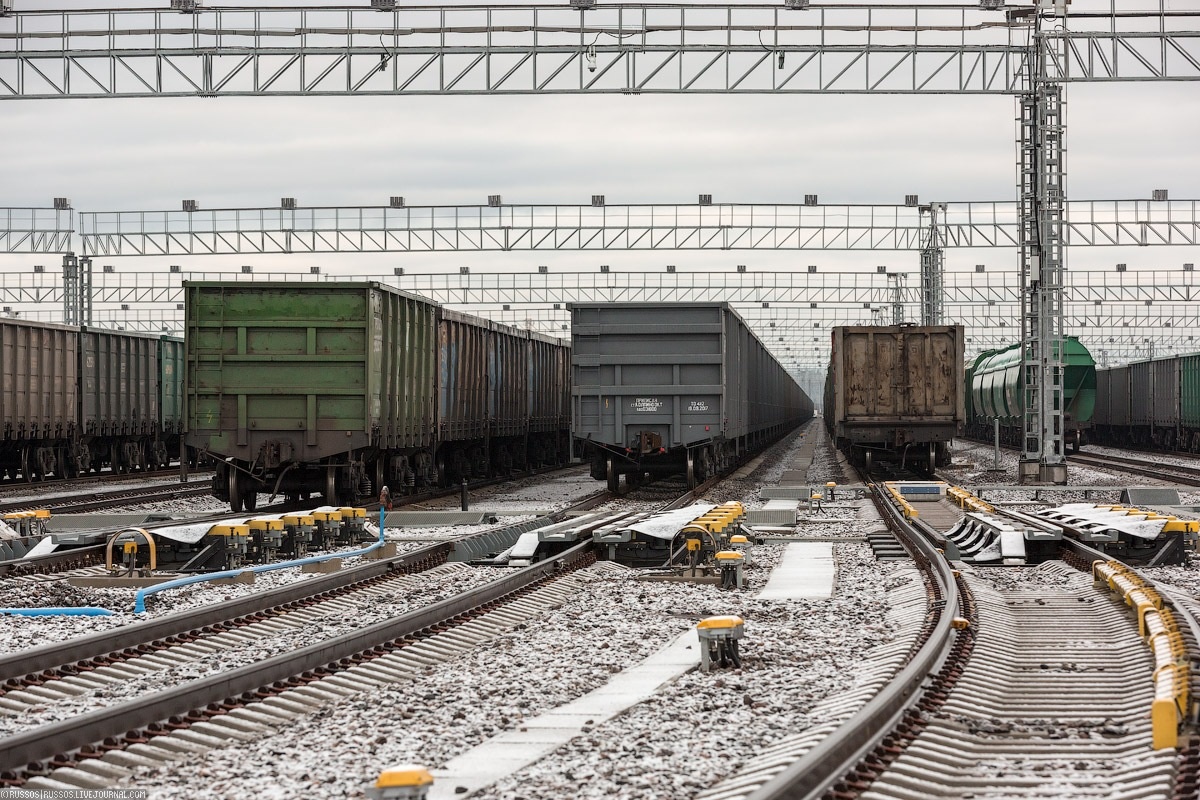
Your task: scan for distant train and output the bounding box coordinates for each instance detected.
[0,319,183,481]
[1092,352,1200,451]
[964,337,1096,452]
[571,303,813,490]
[824,324,966,472]
[185,281,572,511]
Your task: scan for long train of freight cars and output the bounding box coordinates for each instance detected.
[824,324,966,472]
[1,319,183,481]
[1092,353,1200,451]
[571,303,813,491]
[185,281,571,511]
[964,337,1097,453]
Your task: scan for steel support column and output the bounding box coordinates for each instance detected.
[919,202,945,326]
[80,256,93,326]
[61,253,78,325]
[1018,14,1068,485]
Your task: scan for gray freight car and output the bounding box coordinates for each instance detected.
[571,303,812,491]
[0,319,78,480]
[81,327,165,473]
[0,320,185,481]
[437,310,572,483]
[824,324,966,472]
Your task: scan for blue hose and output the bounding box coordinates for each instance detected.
[0,607,115,617]
[134,512,389,613]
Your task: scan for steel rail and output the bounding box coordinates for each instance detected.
[0,543,105,580]
[747,482,961,800]
[0,541,452,683]
[0,482,612,681]
[0,538,594,773]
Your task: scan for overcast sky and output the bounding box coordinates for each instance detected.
[3,1,1199,368]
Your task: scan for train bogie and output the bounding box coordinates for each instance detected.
[571,303,812,490]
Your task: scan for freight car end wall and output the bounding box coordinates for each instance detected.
[824,324,966,470]
[570,303,812,491]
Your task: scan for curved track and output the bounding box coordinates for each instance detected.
[738,484,1200,800]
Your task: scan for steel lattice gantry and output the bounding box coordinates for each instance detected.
[2,4,1200,99]
[3,199,1197,256]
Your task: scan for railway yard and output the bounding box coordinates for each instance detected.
[5,4,1200,797]
[2,422,1200,799]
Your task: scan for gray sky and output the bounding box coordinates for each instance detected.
[3,1,1199,367]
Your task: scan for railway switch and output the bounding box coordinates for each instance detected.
[311,510,343,549]
[825,481,837,501]
[368,764,433,800]
[697,615,745,672]
[281,514,314,558]
[248,519,284,562]
[716,550,745,590]
[338,507,368,544]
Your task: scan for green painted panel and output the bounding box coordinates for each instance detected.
[1180,355,1200,428]
[970,337,1095,424]
[185,281,439,460]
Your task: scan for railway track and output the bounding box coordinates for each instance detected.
[726,482,1200,800]
[1069,451,1200,487]
[0,450,745,791]
[0,481,212,516]
[0,480,635,783]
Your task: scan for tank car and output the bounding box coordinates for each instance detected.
[824,324,966,472]
[965,337,1096,452]
[571,302,812,491]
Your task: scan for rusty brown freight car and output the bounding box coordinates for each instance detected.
[824,324,966,472]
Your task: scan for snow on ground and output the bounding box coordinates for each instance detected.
[123,423,914,800]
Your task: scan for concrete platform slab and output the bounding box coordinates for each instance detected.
[429,628,699,799]
[757,541,836,600]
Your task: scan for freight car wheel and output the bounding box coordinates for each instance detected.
[686,451,696,490]
[374,458,386,499]
[606,457,619,494]
[228,468,245,513]
[325,466,339,506]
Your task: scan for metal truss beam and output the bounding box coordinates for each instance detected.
[2,5,1198,100]
[0,208,73,254]
[20,200,1192,257]
[3,267,1199,306]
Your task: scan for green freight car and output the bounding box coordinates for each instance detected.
[966,337,1096,451]
[185,281,572,511]
[186,282,437,510]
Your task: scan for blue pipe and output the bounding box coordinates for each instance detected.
[134,512,389,613]
[0,607,115,617]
